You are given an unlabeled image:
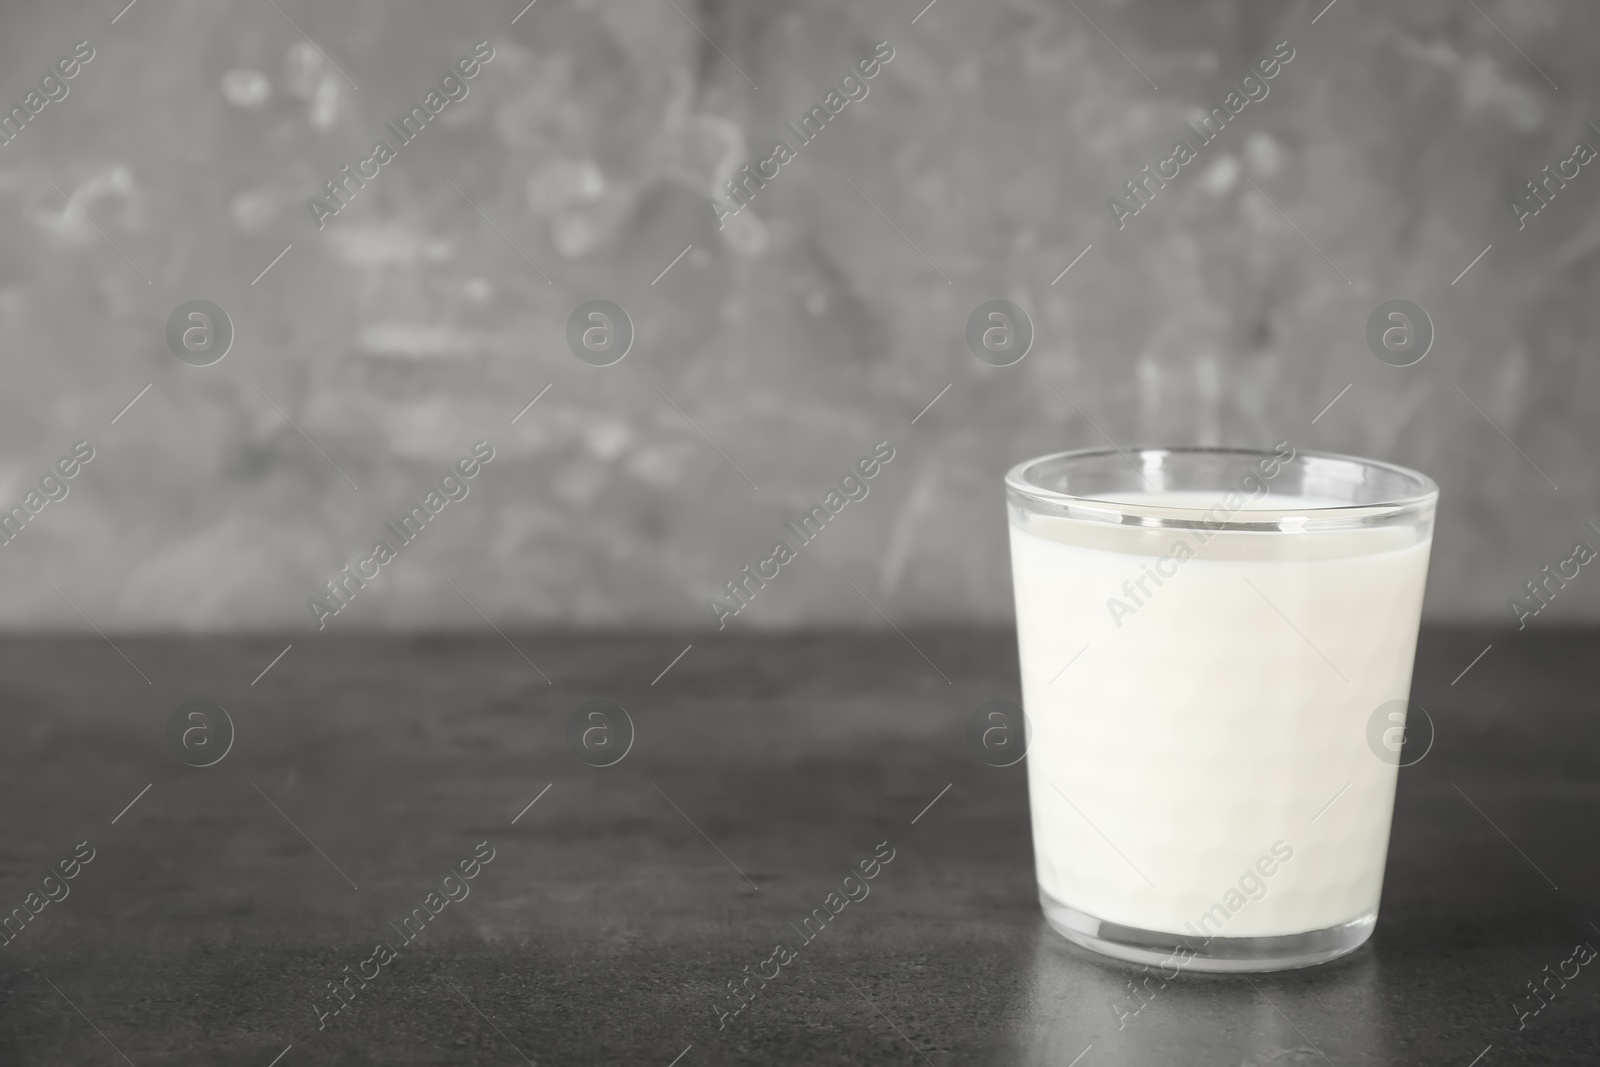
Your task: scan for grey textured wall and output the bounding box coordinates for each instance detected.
[0,0,1596,631]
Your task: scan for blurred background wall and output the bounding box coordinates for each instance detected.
[0,0,1596,631]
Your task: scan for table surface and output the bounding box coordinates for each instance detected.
[0,626,1595,1066]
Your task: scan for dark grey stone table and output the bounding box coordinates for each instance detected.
[0,627,1595,1065]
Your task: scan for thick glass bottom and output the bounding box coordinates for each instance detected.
[1039,887,1375,973]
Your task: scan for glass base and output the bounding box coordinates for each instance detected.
[1039,887,1375,973]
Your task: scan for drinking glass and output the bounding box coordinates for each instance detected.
[1005,445,1437,972]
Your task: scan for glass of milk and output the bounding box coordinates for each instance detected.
[1006,445,1437,972]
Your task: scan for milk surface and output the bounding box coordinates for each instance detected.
[1010,492,1431,937]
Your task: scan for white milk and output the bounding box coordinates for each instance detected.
[1010,492,1431,938]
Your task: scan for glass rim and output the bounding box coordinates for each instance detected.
[1006,445,1439,533]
